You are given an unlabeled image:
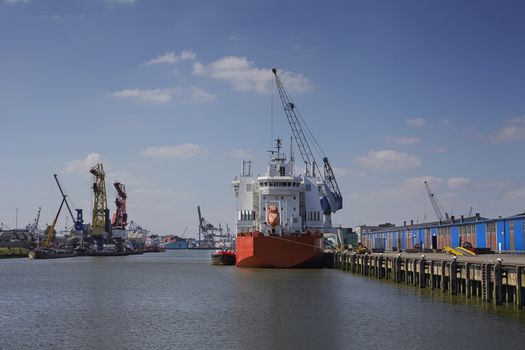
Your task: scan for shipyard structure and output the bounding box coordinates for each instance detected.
[359,213,525,253]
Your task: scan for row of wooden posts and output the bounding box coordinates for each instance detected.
[332,252,524,308]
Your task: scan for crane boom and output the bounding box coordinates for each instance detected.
[43,198,66,248]
[53,174,76,223]
[424,181,449,222]
[272,68,343,213]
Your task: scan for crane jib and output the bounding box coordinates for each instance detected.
[272,68,343,213]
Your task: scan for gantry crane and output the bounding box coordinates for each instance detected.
[90,163,109,249]
[272,68,343,217]
[197,206,223,247]
[424,180,450,222]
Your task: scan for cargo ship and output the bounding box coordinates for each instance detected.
[231,69,343,268]
[144,234,166,253]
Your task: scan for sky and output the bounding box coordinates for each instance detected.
[1,0,524,237]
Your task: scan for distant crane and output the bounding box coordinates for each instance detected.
[28,207,42,235]
[424,181,449,222]
[197,206,223,247]
[272,68,342,226]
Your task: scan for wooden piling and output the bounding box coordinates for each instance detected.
[450,259,458,295]
[466,263,471,298]
[441,261,447,292]
[419,258,426,288]
[517,266,522,308]
[494,262,503,305]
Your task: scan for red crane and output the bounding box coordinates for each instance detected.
[111,182,128,230]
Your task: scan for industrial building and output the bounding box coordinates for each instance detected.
[359,213,525,253]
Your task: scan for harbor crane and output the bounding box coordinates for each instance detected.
[111,182,128,249]
[111,182,128,230]
[53,174,84,234]
[90,163,109,249]
[272,68,343,221]
[424,180,450,222]
[28,207,41,236]
[197,206,225,247]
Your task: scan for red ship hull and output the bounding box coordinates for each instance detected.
[236,234,324,268]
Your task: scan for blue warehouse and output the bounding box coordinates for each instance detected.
[359,212,525,253]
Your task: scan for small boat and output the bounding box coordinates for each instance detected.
[144,234,166,253]
[211,250,236,265]
[28,248,77,259]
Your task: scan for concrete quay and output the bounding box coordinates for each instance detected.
[331,251,525,308]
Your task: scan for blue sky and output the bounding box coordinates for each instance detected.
[1,0,524,236]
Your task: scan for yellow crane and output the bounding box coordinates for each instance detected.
[90,163,109,248]
[42,198,66,248]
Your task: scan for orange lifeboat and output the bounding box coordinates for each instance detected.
[266,206,280,227]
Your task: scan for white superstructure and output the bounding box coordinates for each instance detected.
[232,139,333,236]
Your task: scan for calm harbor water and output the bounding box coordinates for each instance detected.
[1,250,524,350]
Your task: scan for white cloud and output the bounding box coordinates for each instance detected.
[181,50,197,61]
[4,0,30,4]
[406,117,426,127]
[355,150,421,170]
[110,86,215,104]
[488,117,525,143]
[230,149,252,159]
[64,153,102,173]
[433,146,448,153]
[190,86,217,103]
[110,88,180,104]
[141,144,207,159]
[144,50,197,66]
[504,187,525,200]
[192,56,312,94]
[333,167,366,177]
[447,177,470,188]
[474,181,511,189]
[404,176,444,188]
[389,136,420,145]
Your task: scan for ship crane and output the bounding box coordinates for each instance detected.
[424,180,450,222]
[272,68,343,216]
